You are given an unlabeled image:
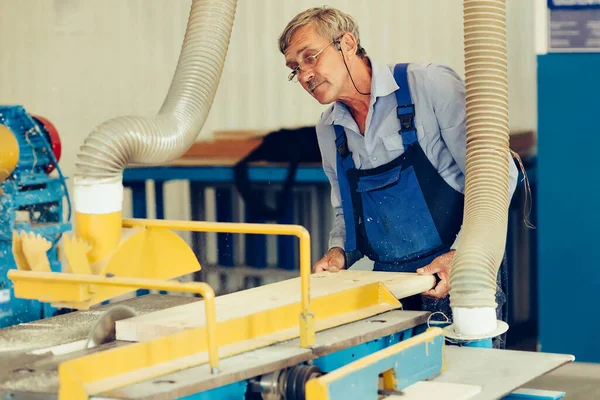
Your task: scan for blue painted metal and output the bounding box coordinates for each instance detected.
[130,181,147,219]
[155,181,165,219]
[177,380,247,400]
[459,338,493,348]
[244,189,267,268]
[131,182,150,297]
[123,165,328,184]
[537,53,600,362]
[216,188,234,267]
[324,330,444,400]
[0,105,71,328]
[173,327,445,399]
[313,328,413,372]
[503,388,565,400]
[278,191,297,270]
[547,0,600,10]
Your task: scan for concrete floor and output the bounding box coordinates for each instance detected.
[525,362,600,399]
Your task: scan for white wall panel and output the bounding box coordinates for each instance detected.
[0,0,537,258]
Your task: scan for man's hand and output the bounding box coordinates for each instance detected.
[416,250,455,299]
[313,247,346,273]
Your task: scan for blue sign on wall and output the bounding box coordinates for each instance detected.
[548,0,600,9]
[549,8,600,51]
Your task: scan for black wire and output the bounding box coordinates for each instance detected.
[338,45,371,96]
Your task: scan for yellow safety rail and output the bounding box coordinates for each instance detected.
[8,271,220,371]
[8,218,404,399]
[121,218,316,348]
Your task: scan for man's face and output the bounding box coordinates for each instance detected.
[284,26,345,104]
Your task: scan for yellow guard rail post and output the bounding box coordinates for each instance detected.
[121,218,316,348]
[6,270,220,398]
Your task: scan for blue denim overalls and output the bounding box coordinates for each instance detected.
[334,64,507,346]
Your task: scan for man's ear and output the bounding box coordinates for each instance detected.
[341,33,358,57]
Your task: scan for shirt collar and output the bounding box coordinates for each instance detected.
[323,58,399,126]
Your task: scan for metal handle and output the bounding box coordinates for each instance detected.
[122,218,316,348]
[8,270,221,372]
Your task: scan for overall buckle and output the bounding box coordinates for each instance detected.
[397,104,415,131]
[336,139,350,159]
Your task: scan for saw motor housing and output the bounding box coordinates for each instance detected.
[0,105,71,328]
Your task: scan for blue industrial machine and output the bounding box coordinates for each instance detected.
[0,105,71,328]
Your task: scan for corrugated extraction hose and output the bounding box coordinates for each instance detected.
[449,0,510,336]
[72,0,238,262]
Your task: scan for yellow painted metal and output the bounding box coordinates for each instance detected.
[82,282,399,396]
[62,235,92,274]
[12,231,30,271]
[122,218,316,348]
[59,227,200,308]
[382,368,397,391]
[8,270,401,398]
[0,123,19,184]
[8,270,219,396]
[14,217,314,341]
[8,218,408,397]
[75,211,123,262]
[21,231,52,272]
[304,328,445,400]
[10,227,200,308]
[12,231,52,272]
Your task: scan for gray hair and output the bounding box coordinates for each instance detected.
[278,6,367,58]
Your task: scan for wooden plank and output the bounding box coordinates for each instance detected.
[434,347,575,400]
[86,297,406,395]
[102,310,428,399]
[384,381,481,400]
[115,271,435,342]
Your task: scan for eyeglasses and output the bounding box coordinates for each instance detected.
[288,39,338,82]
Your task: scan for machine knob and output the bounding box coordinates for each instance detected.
[32,115,62,174]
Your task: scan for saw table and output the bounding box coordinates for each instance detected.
[0,218,576,400]
[0,282,573,400]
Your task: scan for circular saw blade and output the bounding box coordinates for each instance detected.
[86,305,138,348]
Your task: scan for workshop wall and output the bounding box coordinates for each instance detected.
[0,0,537,259]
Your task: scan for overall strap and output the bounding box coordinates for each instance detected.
[393,64,418,149]
[334,124,357,171]
[333,124,357,253]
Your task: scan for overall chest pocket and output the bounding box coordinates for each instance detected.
[355,164,443,263]
[356,167,401,192]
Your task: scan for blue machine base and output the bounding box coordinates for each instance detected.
[178,381,248,400]
[181,323,565,400]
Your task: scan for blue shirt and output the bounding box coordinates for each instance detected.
[316,59,519,252]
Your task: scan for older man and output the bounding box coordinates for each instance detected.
[278,7,518,329]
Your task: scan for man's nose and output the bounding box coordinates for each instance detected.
[300,69,315,85]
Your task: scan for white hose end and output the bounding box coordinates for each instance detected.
[444,307,508,341]
[443,306,508,341]
[74,182,124,214]
[452,306,497,336]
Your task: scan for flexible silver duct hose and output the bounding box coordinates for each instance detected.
[74,0,237,186]
[449,0,510,336]
[71,0,237,263]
